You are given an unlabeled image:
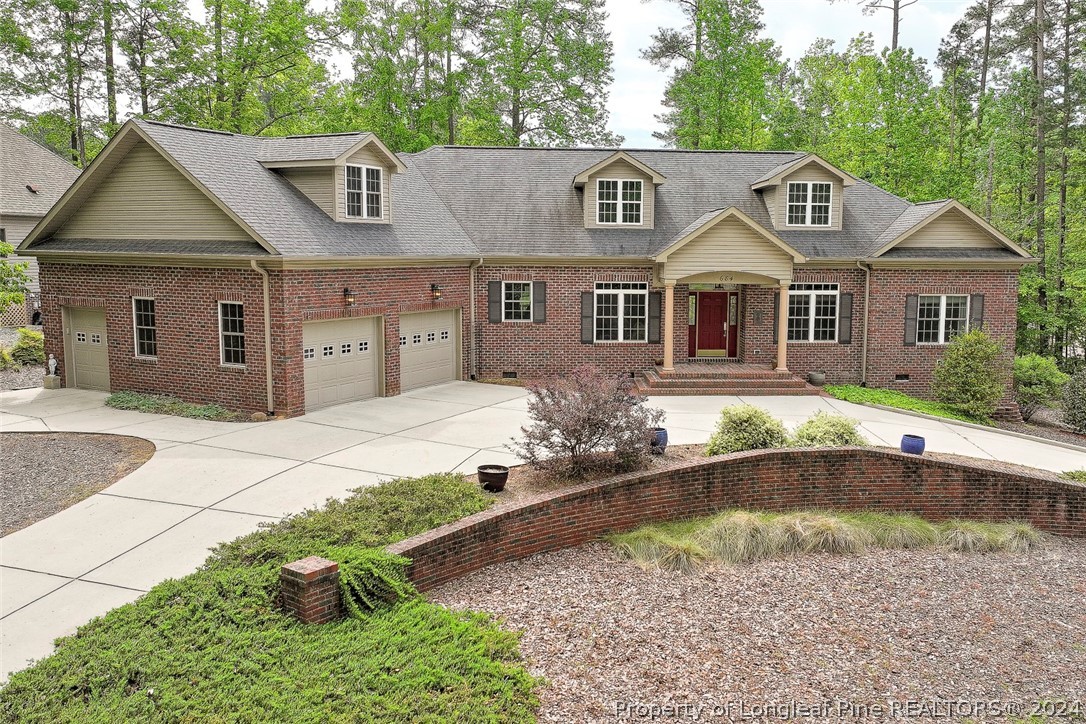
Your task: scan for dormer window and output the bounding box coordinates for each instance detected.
[346,164,383,219]
[597,179,642,225]
[786,181,831,226]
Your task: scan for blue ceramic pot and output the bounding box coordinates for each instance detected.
[900,434,926,455]
[651,427,668,455]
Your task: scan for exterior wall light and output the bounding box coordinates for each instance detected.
[430,284,443,301]
[343,287,356,306]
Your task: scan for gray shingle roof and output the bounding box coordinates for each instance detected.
[408,145,912,259]
[1,124,80,217]
[867,200,950,255]
[136,121,478,258]
[30,122,1017,264]
[878,247,1023,260]
[27,238,270,256]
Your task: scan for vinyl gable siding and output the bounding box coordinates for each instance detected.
[664,216,793,281]
[583,159,655,230]
[281,167,335,217]
[335,145,393,224]
[895,208,1003,250]
[775,166,842,231]
[53,141,252,241]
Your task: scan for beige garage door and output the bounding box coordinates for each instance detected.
[303,317,380,412]
[67,307,110,391]
[400,310,458,391]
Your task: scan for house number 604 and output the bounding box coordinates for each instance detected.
[718,275,734,282]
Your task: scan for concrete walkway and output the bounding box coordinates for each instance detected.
[2,382,1083,681]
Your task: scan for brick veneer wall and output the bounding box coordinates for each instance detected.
[474,265,679,380]
[280,556,341,624]
[865,268,1019,398]
[388,448,1085,592]
[39,263,272,413]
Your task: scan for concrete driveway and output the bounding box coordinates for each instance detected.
[2,382,1084,681]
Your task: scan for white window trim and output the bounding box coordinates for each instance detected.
[785,181,833,228]
[345,164,383,220]
[916,294,969,345]
[218,301,246,367]
[502,281,533,322]
[594,282,649,343]
[788,285,839,343]
[132,297,157,359]
[596,178,644,226]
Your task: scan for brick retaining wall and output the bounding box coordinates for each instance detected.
[388,449,1085,592]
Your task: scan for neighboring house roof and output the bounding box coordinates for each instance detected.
[19,121,1031,265]
[0,124,80,218]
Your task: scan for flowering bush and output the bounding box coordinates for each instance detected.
[510,365,664,479]
[704,404,789,455]
[791,412,867,447]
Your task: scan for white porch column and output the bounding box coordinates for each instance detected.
[663,282,675,371]
[776,282,789,371]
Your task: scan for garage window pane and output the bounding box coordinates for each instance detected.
[133,298,157,358]
[219,302,245,365]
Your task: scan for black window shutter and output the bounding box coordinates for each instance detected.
[969,293,984,331]
[838,292,853,344]
[772,291,779,343]
[580,291,594,343]
[532,281,546,323]
[487,281,502,323]
[648,291,662,343]
[904,294,918,346]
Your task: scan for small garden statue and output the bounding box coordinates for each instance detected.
[48,353,57,376]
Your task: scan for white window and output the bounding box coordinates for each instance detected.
[788,283,838,342]
[786,181,832,226]
[219,302,245,366]
[132,297,157,358]
[399,335,407,347]
[303,346,315,360]
[596,179,642,225]
[917,294,969,344]
[440,330,449,341]
[76,332,86,343]
[595,282,648,342]
[90,333,102,344]
[341,342,352,356]
[358,340,369,352]
[346,165,383,219]
[322,344,335,358]
[412,333,421,345]
[426,331,435,343]
[503,281,533,321]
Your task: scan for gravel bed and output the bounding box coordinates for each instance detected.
[995,416,1086,450]
[0,363,44,391]
[1,432,155,535]
[431,542,1086,721]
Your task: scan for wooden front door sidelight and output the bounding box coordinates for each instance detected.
[691,291,739,358]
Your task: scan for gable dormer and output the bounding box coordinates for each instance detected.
[573,151,665,230]
[751,154,854,232]
[260,133,406,225]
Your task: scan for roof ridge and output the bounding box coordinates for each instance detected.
[433,145,803,155]
[406,158,482,257]
[140,119,235,136]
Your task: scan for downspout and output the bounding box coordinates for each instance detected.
[857,260,871,387]
[468,257,483,380]
[250,260,275,415]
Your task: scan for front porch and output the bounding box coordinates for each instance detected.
[633,362,816,396]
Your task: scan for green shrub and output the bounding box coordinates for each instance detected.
[1063,368,1086,434]
[0,345,13,370]
[931,329,1008,420]
[106,390,242,421]
[824,384,984,424]
[1060,470,1086,483]
[10,327,45,366]
[791,411,868,447]
[1013,354,1070,421]
[705,404,789,455]
[329,547,417,617]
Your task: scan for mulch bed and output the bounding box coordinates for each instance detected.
[0,432,156,535]
[431,540,1086,722]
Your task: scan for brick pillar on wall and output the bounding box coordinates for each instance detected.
[280,556,342,623]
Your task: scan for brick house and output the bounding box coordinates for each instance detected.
[18,120,1033,417]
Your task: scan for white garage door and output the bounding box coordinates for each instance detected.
[303,317,380,412]
[67,307,110,391]
[400,310,458,391]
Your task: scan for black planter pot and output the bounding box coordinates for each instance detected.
[478,465,510,492]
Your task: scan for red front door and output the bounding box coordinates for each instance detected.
[694,291,739,357]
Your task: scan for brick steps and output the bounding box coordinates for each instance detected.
[634,365,819,397]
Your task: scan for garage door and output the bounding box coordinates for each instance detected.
[303,317,380,412]
[400,310,458,391]
[67,307,110,391]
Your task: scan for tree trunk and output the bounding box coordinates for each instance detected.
[1033,0,1047,354]
[104,0,117,129]
[891,0,900,51]
[1054,0,1071,361]
[214,0,226,122]
[691,2,703,149]
[62,11,79,164]
[446,44,455,144]
[977,0,993,129]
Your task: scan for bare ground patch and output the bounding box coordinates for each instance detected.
[1,432,156,535]
[430,541,1086,721]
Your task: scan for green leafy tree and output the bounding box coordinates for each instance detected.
[0,242,32,309]
[1013,353,1069,420]
[931,329,1009,420]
